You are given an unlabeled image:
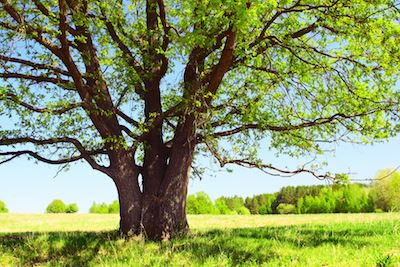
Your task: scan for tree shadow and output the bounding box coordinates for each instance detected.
[0,223,392,266]
[0,231,119,266]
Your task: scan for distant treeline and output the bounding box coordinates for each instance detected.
[89,201,119,214]
[187,169,400,214]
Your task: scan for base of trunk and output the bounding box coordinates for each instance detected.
[141,196,189,240]
[143,217,189,241]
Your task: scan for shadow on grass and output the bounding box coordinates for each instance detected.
[0,223,389,266]
[0,231,119,266]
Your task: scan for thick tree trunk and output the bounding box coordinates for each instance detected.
[141,169,190,240]
[111,111,196,240]
[111,149,192,240]
[111,158,142,237]
[141,116,196,240]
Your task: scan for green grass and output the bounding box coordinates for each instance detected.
[1,213,400,266]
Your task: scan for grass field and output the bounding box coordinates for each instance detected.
[1,213,400,266]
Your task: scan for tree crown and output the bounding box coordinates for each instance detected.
[0,0,399,180]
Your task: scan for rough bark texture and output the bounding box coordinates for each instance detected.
[107,114,196,240]
[114,150,193,240]
[140,115,196,240]
[111,154,143,236]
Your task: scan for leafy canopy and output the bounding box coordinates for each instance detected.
[0,0,399,179]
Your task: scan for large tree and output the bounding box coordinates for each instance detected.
[0,0,399,240]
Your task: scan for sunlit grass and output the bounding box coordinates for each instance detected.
[1,213,400,266]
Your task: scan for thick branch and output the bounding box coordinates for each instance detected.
[114,108,139,127]
[224,159,335,180]
[0,5,62,57]
[0,150,85,165]
[204,27,236,101]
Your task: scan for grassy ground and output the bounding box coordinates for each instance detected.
[1,213,400,266]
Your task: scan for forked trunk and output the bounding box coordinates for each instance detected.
[111,149,193,240]
[113,115,196,240]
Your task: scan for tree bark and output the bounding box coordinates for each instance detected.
[110,136,194,240]
[111,155,142,237]
[141,164,191,240]
[141,115,196,240]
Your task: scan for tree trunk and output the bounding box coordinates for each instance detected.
[112,163,142,237]
[111,150,192,240]
[141,170,190,240]
[111,113,196,240]
[141,116,196,240]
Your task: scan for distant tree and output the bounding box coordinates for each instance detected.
[244,193,277,214]
[65,203,79,213]
[223,196,247,214]
[301,195,317,214]
[46,199,67,213]
[318,187,335,213]
[89,202,109,214]
[215,198,233,215]
[258,194,277,215]
[296,197,304,214]
[186,192,217,214]
[370,170,400,212]
[237,206,251,215]
[245,197,260,214]
[0,200,8,213]
[108,200,120,214]
[279,186,297,205]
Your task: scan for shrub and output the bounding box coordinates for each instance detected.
[46,199,67,213]
[0,200,8,213]
[66,203,79,213]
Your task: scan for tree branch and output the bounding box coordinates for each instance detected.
[202,110,382,140]
[114,108,139,127]
[3,93,82,114]
[204,139,336,181]
[0,137,110,173]
[204,26,236,102]
[102,16,144,77]
[0,2,62,57]
[0,72,72,85]
[0,55,71,77]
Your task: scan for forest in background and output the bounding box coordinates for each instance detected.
[187,169,400,215]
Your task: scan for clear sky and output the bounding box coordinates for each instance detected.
[0,134,399,213]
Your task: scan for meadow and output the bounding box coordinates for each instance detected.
[1,213,400,266]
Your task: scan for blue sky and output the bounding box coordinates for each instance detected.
[0,135,399,213]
